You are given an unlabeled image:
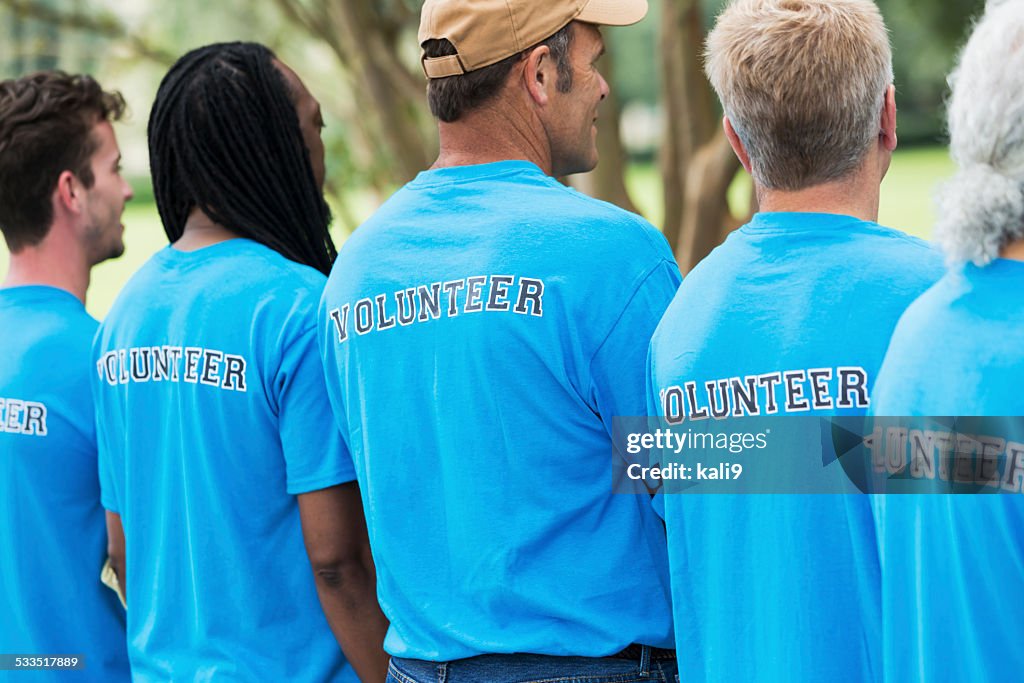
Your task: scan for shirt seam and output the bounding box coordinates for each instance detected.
[741,221,933,250]
[268,320,319,416]
[587,259,678,380]
[540,180,671,255]
[286,467,358,495]
[409,164,542,188]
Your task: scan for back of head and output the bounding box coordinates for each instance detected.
[0,71,124,251]
[418,0,647,122]
[935,0,1024,265]
[148,42,335,274]
[422,27,573,123]
[705,0,893,191]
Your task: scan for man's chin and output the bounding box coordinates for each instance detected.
[94,241,125,265]
[555,154,600,179]
[108,240,126,260]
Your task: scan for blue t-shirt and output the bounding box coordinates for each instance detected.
[648,212,943,682]
[319,160,681,660]
[0,286,129,683]
[93,240,357,682]
[871,260,1024,683]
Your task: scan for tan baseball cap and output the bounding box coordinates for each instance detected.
[419,0,649,79]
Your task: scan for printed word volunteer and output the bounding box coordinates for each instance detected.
[327,274,546,343]
[0,396,47,436]
[659,366,870,423]
[96,346,247,392]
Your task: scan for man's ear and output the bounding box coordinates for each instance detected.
[523,45,555,107]
[879,84,897,152]
[723,116,752,174]
[55,170,85,216]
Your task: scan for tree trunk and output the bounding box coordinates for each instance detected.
[721,181,759,243]
[677,129,741,272]
[659,0,743,273]
[7,0,754,259]
[660,0,714,252]
[568,54,638,214]
[272,0,435,188]
[323,0,434,184]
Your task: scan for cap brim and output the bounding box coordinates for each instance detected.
[576,0,649,26]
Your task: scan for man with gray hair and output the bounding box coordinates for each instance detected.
[320,1,680,682]
[871,1,1024,680]
[647,0,942,680]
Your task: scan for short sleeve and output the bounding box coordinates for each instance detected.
[91,338,121,514]
[647,323,669,518]
[275,324,357,495]
[589,259,682,434]
[97,441,120,513]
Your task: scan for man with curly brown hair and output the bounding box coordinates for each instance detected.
[0,70,132,681]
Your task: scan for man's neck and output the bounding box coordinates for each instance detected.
[1000,239,1024,262]
[433,99,552,175]
[756,169,882,224]
[173,209,239,251]
[2,240,90,304]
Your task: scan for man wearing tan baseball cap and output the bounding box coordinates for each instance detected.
[419,0,649,78]
[319,1,681,681]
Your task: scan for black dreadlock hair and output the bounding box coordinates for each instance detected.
[148,42,336,274]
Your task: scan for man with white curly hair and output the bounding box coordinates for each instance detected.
[647,0,943,680]
[871,1,1024,680]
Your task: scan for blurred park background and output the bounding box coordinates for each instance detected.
[0,0,984,317]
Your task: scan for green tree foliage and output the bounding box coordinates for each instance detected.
[0,0,991,256]
[877,0,985,143]
[608,0,987,147]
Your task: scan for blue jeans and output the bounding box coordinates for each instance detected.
[387,647,678,683]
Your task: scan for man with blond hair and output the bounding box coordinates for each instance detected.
[647,0,942,680]
[320,1,680,681]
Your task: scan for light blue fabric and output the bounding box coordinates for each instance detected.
[871,261,1024,683]
[648,212,943,682]
[93,240,357,682]
[0,286,130,682]
[319,160,681,661]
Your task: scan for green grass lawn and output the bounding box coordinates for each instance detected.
[877,146,955,239]
[1,146,954,319]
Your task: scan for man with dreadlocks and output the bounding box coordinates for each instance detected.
[320,1,680,682]
[0,70,131,683]
[92,43,387,681]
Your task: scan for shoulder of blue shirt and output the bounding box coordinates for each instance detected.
[702,214,943,275]
[355,161,678,274]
